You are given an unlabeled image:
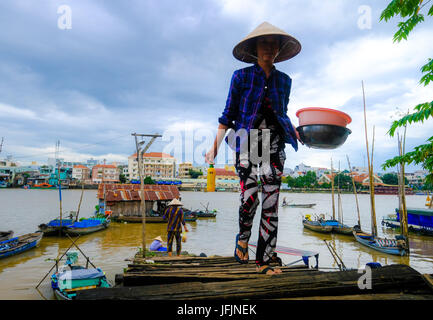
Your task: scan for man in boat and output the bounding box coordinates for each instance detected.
[163,198,188,256]
[205,22,302,275]
[282,197,287,206]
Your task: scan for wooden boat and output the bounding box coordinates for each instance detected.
[282,203,316,208]
[382,212,433,236]
[352,82,409,256]
[332,223,353,235]
[0,231,43,259]
[353,227,406,256]
[184,208,216,218]
[64,218,110,236]
[38,219,74,236]
[51,251,111,300]
[184,211,198,222]
[32,182,57,189]
[0,230,13,242]
[302,217,333,233]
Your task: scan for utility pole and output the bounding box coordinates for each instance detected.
[131,133,162,256]
[0,137,4,154]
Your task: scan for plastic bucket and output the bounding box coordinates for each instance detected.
[296,107,352,127]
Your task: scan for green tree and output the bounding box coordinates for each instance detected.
[334,173,352,190]
[119,173,127,183]
[188,169,203,179]
[285,176,296,188]
[381,1,433,183]
[143,176,155,184]
[381,173,409,185]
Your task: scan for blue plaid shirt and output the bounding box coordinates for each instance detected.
[218,64,298,152]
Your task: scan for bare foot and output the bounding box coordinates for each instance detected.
[256,265,281,275]
[235,240,249,262]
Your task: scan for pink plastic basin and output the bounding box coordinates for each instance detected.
[296,107,352,127]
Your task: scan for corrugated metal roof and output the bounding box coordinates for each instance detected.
[98,183,180,202]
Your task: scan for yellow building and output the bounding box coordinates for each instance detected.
[178,162,193,179]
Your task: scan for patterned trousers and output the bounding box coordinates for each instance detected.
[167,231,182,254]
[235,129,286,266]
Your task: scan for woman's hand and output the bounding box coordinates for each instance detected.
[292,124,304,145]
[205,150,216,165]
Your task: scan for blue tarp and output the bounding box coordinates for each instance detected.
[47,219,74,227]
[69,219,104,229]
[58,268,104,281]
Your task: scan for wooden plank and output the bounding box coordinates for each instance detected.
[77,264,430,300]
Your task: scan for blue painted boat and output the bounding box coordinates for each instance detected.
[38,219,74,236]
[302,216,333,233]
[51,252,111,300]
[353,227,406,256]
[0,231,43,259]
[64,217,110,236]
[382,208,433,236]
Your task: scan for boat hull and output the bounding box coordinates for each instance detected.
[0,232,43,259]
[283,204,316,208]
[382,217,433,236]
[353,230,406,256]
[64,222,110,236]
[302,220,333,233]
[0,230,13,242]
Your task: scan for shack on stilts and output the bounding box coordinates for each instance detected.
[97,183,180,223]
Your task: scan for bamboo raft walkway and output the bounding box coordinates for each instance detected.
[76,255,433,300]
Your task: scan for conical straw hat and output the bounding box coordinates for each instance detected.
[153,236,163,242]
[233,21,301,63]
[168,198,183,206]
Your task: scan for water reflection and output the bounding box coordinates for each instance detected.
[0,189,432,299]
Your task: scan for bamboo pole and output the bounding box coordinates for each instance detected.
[58,162,63,236]
[75,183,85,222]
[398,128,410,253]
[331,158,335,220]
[346,155,361,227]
[370,126,378,237]
[362,81,377,237]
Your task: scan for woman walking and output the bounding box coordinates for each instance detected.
[205,22,302,275]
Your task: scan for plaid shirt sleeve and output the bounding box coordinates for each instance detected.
[218,70,241,129]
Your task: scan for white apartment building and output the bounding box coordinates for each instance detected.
[128,152,176,180]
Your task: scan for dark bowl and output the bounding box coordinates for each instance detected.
[297,124,351,149]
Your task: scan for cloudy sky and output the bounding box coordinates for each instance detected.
[1,0,432,172]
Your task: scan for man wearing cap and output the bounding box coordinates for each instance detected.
[205,22,303,275]
[163,198,188,256]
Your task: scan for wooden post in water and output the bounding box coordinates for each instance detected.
[347,155,361,227]
[331,159,336,220]
[398,131,409,254]
[362,81,377,237]
[58,162,63,236]
[75,183,85,222]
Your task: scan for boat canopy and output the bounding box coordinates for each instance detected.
[58,268,105,281]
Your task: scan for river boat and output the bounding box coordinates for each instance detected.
[184,208,217,218]
[353,226,407,256]
[38,218,74,236]
[0,231,43,259]
[352,82,408,256]
[302,216,333,233]
[51,251,111,300]
[0,230,13,242]
[382,208,433,236]
[283,203,316,208]
[64,217,110,236]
